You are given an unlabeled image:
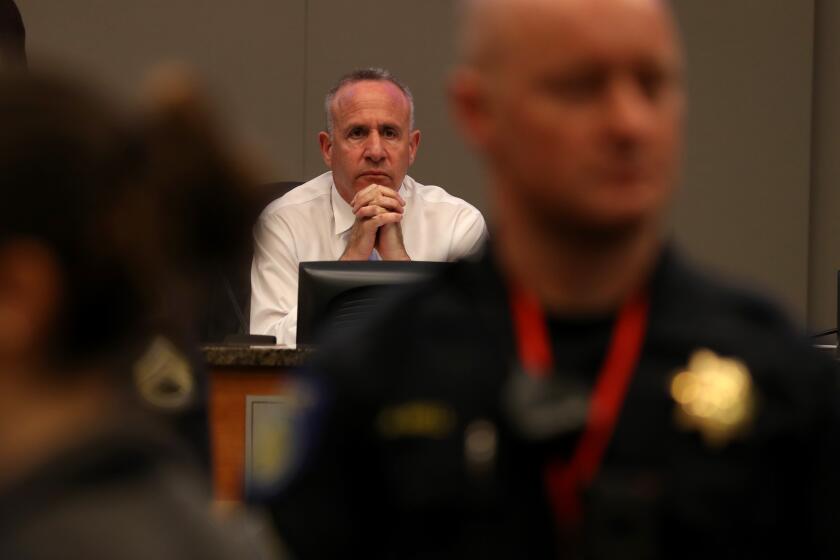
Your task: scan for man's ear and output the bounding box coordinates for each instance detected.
[318,131,333,168]
[0,241,61,365]
[448,67,493,152]
[408,129,421,166]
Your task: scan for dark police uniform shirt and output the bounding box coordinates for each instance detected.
[0,410,276,560]
[269,246,840,559]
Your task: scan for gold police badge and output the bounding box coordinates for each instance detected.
[670,349,755,447]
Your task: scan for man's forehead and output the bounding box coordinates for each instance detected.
[462,0,668,17]
[332,81,410,124]
[460,0,676,66]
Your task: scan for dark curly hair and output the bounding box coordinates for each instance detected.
[0,69,258,371]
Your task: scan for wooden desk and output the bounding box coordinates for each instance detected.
[203,343,837,504]
[203,345,313,502]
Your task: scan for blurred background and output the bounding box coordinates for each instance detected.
[15,0,840,331]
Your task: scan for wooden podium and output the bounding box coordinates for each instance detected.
[203,345,313,503]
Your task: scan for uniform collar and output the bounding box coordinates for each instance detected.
[330,174,412,237]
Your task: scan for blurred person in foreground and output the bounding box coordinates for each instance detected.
[0,69,275,559]
[250,67,487,347]
[0,0,25,68]
[268,0,840,558]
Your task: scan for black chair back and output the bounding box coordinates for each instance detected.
[199,180,303,342]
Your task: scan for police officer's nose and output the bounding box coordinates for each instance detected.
[604,78,653,150]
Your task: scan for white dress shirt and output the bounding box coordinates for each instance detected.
[250,171,487,347]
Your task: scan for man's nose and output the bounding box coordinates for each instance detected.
[604,79,654,142]
[364,131,386,161]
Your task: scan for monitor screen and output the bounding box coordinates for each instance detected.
[297,261,449,345]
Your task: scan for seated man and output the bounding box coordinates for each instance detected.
[250,68,487,346]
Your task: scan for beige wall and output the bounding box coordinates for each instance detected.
[16,1,834,326]
[809,0,840,332]
[17,0,307,183]
[670,0,815,320]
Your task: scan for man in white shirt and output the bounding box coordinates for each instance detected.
[250,68,487,346]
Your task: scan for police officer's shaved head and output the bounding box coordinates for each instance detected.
[455,0,503,67]
[457,0,678,69]
[450,0,685,236]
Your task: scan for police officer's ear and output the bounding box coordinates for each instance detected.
[448,66,494,153]
[0,241,61,368]
[319,130,334,168]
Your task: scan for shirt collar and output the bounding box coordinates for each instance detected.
[330,175,411,237]
[331,180,356,236]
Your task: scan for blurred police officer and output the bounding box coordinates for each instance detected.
[269,0,840,558]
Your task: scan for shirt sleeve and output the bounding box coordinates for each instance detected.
[447,204,488,261]
[250,211,299,347]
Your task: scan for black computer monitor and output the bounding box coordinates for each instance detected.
[296,261,449,345]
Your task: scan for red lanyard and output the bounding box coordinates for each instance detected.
[509,284,650,526]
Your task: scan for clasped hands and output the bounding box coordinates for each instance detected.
[340,184,410,261]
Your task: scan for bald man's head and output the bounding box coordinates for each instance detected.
[450,0,685,236]
[455,0,501,67]
[457,0,677,69]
